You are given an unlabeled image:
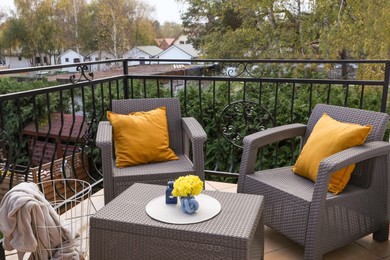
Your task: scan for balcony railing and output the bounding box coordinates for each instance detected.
[0,58,388,196]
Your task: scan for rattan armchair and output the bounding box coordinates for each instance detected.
[237,104,390,259]
[96,98,207,204]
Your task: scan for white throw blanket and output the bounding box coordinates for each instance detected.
[0,182,82,260]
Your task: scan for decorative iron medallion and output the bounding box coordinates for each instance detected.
[70,65,94,83]
[226,62,264,78]
[220,101,274,148]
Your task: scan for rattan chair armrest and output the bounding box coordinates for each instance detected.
[243,123,307,149]
[315,141,390,187]
[181,117,207,143]
[96,121,113,150]
[96,121,115,204]
[181,117,207,181]
[96,121,114,169]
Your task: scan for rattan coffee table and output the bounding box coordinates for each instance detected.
[90,183,264,260]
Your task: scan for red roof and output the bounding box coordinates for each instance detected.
[23,113,87,142]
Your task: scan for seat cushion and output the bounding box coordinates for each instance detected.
[292,113,372,194]
[112,154,194,196]
[107,107,178,167]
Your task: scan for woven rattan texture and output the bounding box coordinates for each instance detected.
[238,104,390,259]
[90,183,264,260]
[96,98,207,204]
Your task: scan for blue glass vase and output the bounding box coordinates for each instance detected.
[180,196,199,214]
[165,181,177,204]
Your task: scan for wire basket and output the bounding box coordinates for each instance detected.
[33,179,92,260]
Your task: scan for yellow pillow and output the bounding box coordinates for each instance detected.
[292,113,372,194]
[107,107,178,168]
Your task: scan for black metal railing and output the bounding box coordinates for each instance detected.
[0,58,388,194]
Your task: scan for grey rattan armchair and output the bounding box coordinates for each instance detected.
[96,98,207,204]
[237,104,390,259]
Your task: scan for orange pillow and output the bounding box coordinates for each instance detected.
[292,113,372,194]
[107,107,178,167]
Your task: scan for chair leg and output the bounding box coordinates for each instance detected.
[373,223,389,242]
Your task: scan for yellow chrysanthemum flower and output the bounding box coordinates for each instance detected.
[172,175,203,197]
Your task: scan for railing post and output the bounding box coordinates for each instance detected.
[381,61,390,113]
[123,60,129,99]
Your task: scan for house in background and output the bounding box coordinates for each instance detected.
[3,47,55,69]
[87,50,116,72]
[158,44,200,64]
[155,38,175,50]
[4,53,31,69]
[174,35,189,45]
[124,46,163,66]
[58,49,87,72]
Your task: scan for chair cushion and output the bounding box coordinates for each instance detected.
[107,107,178,167]
[292,113,372,194]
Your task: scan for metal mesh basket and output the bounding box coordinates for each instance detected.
[33,179,92,259]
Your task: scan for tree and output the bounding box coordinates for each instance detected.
[314,0,390,59]
[0,0,158,63]
[155,22,183,38]
[54,0,89,57]
[128,1,156,47]
[180,0,318,58]
[0,0,91,65]
[92,0,129,58]
[3,0,67,65]
[181,0,390,60]
[78,2,100,52]
[87,0,156,58]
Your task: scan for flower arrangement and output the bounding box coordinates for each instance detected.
[172,175,203,198]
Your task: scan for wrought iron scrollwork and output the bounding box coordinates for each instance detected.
[220,101,274,148]
[81,119,96,147]
[0,130,11,164]
[80,119,103,181]
[70,65,94,84]
[226,62,264,78]
[0,130,12,184]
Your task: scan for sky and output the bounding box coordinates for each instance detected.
[143,0,187,24]
[0,0,187,24]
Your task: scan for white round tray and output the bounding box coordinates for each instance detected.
[145,194,221,224]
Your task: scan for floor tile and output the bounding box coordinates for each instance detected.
[90,192,105,213]
[324,242,378,260]
[91,189,104,197]
[264,226,295,253]
[264,244,304,260]
[206,181,237,191]
[265,240,379,260]
[355,234,390,258]
[204,181,216,191]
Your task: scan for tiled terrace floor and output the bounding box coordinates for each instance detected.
[5,181,390,259]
